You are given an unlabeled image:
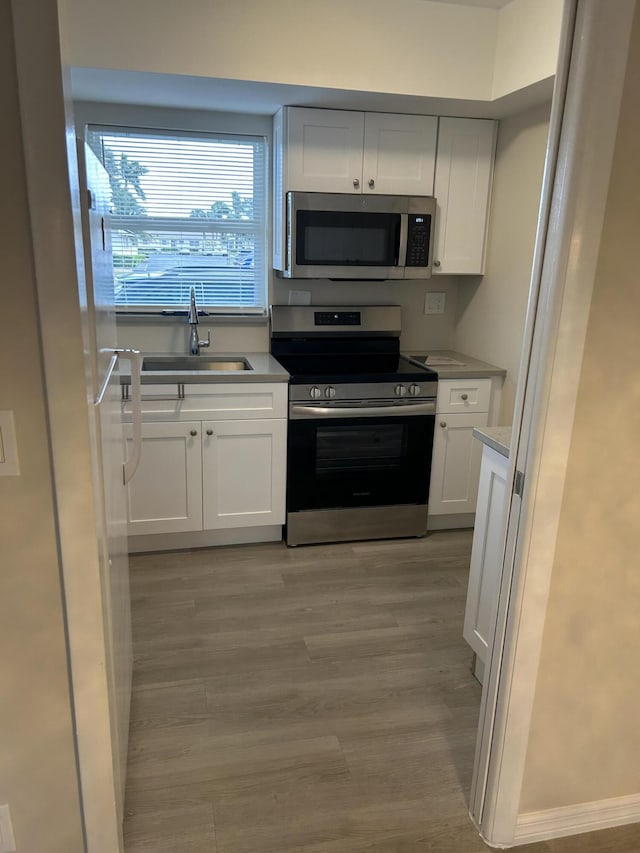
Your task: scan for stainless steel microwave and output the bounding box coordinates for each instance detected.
[276,191,436,280]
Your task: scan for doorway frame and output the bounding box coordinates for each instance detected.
[11,0,124,850]
[470,0,638,846]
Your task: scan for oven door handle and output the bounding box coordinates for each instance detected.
[290,401,436,419]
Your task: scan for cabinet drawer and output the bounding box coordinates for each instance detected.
[437,378,491,413]
[124,382,288,421]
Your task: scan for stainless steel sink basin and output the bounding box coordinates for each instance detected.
[142,356,252,372]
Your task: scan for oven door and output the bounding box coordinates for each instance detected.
[287,402,435,512]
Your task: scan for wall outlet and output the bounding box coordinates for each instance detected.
[0,804,16,853]
[424,291,446,315]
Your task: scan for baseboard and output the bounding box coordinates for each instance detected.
[514,793,640,845]
[427,512,475,531]
[128,525,283,553]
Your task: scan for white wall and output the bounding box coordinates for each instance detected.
[60,0,497,101]
[454,101,551,422]
[60,0,562,106]
[493,0,564,100]
[520,2,640,811]
[0,4,85,849]
[272,277,459,353]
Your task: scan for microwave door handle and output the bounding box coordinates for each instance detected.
[397,214,408,266]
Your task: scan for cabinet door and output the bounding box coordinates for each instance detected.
[124,421,202,535]
[202,419,286,530]
[433,117,496,275]
[286,107,365,193]
[463,445,508,666]
[429,411,489,516]
[362,113,437,195]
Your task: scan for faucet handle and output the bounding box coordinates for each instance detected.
[198,329,212,350]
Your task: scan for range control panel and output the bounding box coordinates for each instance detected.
[314,311,362,326]
[405,214,431,267]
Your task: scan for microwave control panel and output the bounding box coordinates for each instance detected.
[406,214,431,267]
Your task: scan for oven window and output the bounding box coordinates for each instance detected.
[316,424,405,474]
[287,414,434,511]
[296,210,400,266]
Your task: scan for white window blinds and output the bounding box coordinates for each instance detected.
[88,126,267,314]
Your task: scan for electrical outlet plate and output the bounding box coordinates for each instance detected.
[288,289,311,306]
[424,291,446,315]
[0,804,16,853]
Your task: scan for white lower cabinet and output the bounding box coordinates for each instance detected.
[124,421,203,536]
[463,444,509,681]
[429,411,489,516]
[428,377,500,525]
[202,419,287,530]
[124,382,287,539]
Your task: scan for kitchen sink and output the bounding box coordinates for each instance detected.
[142,356,252,372]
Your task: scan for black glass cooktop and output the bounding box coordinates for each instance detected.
[271,349,438,386]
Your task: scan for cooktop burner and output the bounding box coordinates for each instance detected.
[270,305,438,386]
[274,352,436,385]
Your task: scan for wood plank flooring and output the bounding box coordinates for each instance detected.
[124,531,640,853]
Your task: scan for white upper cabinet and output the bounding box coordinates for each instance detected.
[273,107,497,276]
[280,107,437,196]
[433,117,497,275]
[362,112,437,196]
[285,107,366,194]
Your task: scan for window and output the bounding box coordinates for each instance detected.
[88,126,267,314]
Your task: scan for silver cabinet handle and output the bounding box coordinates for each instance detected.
[353,178,360,188]
[368,178,375,188]
[461,393,469,401]
[440,421,447,428]
[433,260,441,268]
[190,429,198,437]
[206,429,213,436]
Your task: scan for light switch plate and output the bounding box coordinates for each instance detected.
[0,804,16,853]
[0,411,20,477]
[424,291,446,315]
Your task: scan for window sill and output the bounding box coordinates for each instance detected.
[116,311,269,326]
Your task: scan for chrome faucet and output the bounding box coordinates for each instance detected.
[188,287,211,355]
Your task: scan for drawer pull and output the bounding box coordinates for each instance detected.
[461,393,469,401]
[206,429,214,436]
[127,382,186,403]
[440,421,447,428]
[190,429,198,437]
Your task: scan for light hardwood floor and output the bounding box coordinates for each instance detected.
[124,531,640,853]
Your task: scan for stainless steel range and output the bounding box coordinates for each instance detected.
[270,305,438,546]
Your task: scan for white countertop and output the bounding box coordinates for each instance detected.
[473,426,512,458]
[405,350,507,379]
